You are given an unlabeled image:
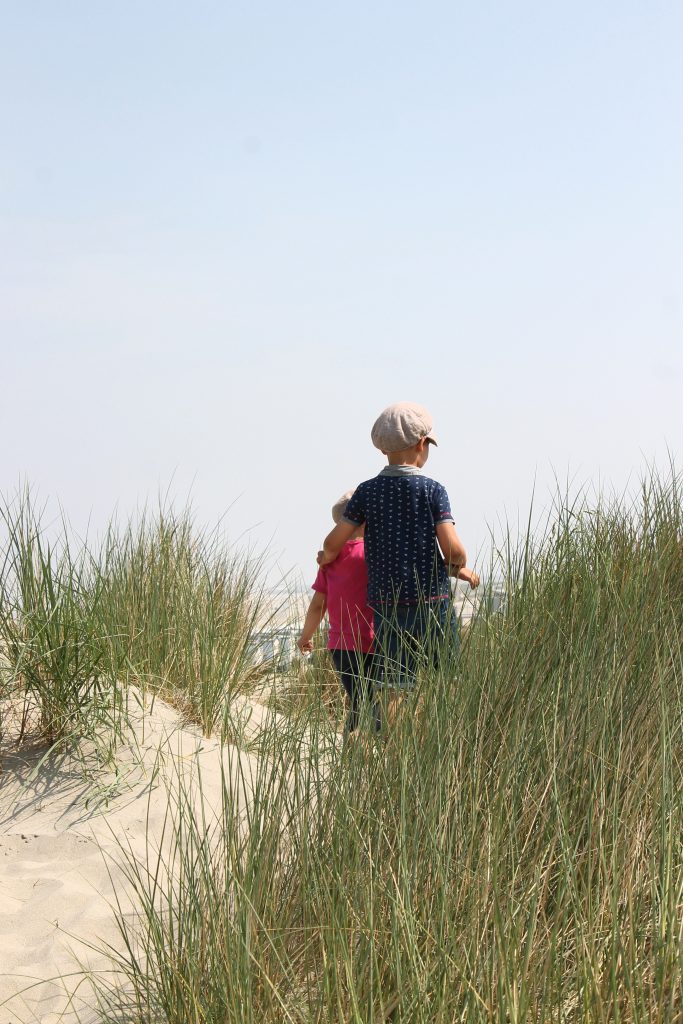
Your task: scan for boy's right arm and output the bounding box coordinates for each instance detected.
[435,522,467,576]
[298,591,327,653]
[317,520,357,566]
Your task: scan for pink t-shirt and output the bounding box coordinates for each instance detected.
[311,539,375,653]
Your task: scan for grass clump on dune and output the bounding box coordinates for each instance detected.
[95,506,270,738]
[0,491,122,750]
[0,490,271,758]
[93,471,683,1023]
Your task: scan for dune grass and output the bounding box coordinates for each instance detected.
[84,470,683,1022]
[1,473,680,1019]
[0,491,272,759]
[94,506,271,738]
[0,491,123,751]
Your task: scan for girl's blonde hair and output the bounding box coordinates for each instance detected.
[331,490,355,525]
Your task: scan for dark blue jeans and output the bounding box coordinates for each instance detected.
[373,599,460,691]
[330,648,381,732]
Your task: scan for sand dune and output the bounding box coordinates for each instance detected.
[0,691,273,1024]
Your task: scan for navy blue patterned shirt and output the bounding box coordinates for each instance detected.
[343,466,454,607]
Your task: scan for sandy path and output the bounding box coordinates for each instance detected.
[0,692,275,1024]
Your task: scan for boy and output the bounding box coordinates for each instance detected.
[298,491,379,733]
[317,402,478,723]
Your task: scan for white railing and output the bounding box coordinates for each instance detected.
[248,581,509,673]
[247,626,301,673]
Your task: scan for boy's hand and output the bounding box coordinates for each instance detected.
[458,567,480,589]
[317,548,335,566]
[297,636,313,654]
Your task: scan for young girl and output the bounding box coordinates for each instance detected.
[298,491,378,732]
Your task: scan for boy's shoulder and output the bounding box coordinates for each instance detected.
[366,469,448,489]
[347,471,451,510]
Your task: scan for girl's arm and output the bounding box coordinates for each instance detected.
[297,591,327,653]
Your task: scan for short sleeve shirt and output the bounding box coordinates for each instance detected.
[311,539,374,652]
[343,466,454,607]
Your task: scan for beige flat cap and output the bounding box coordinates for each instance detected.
[371,402,438,453]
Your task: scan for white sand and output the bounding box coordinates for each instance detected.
[0,690,282,1024]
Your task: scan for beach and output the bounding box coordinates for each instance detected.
[0,690,271,1023]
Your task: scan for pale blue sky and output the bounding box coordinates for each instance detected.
[2,1,681,585]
